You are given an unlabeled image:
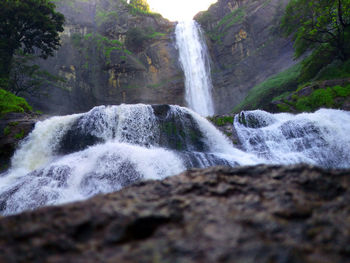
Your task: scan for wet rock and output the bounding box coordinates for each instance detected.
[0,113,39,172]
[0,164,349,262]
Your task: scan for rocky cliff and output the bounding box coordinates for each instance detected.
[26,0,298,115]
[29,0,184,114]
[195,0,297,114]
[0,165,349,262]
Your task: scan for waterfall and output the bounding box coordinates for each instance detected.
[175,20,214,117]
[234,109,350,169]
[0,104,259,215]
[1,105,349,216]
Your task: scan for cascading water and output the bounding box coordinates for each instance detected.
[1,105,349,216]
[234,109,350,168]
[175,20,214,116]
[0,104,259,215]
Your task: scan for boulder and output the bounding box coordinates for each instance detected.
[0,164,349,262]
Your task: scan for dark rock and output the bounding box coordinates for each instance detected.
[0,113,39,172]
[195,0,296,114]
[27,0,184,115]
[152,105,208,151]
[0,164,349,262]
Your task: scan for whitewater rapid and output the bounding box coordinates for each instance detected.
[0,105,258,215]
[234,109,350,168]
[175,20,214,116]
[0,105,349,215]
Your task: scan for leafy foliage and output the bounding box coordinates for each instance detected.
[6,52,64,96]
[129,0,150,13]
[298,45,335,83]
[316,59,350,80]
[0,0,64,99]
[281,0,350,61]
[0,88,32,115]
[288,84,350,112]
[126,27,165,52]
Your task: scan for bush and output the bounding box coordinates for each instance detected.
[0,89,32,115]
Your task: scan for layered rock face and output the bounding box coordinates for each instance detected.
[0,165,349,262]
[196,0,297,114]
[30,0,184,114]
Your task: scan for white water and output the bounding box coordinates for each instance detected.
[1,105,349,215]
[0,104,258,215]
[175,20,215,116]
[234,109,350,168]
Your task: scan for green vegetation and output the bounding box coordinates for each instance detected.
[207,116,234,126]
[14,130,25,139]
[0,0,64,87]
[233,63,302,112]
[317,60,350,81]
[77,33,131,65]
[124,0,161,17]
[277,84,350,112]
[0,89,32,115]
[126,26,165,52]
[95,10,118,27]
[235,0,350,113]
[206,7,246,43]
[3,126,10,136]
[282,0,350,61]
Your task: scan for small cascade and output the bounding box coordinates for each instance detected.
[234,109,350,168]
[175,20,214,116]
[0,104,259,215]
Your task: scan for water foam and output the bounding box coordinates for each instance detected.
[0,104,256,215]
[234,109,350,168]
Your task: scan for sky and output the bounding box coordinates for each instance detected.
[147,0,217,21]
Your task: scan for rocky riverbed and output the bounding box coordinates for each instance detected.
[0,164,349,263]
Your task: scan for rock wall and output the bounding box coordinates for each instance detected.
[29,0,184,114]
[27,0,299,115]
[195,0,297,114]
[0,165,349,262]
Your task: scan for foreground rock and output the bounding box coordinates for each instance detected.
[0,165,349,262]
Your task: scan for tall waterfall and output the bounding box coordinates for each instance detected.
[0,105,349,216]
[175,20,214,116]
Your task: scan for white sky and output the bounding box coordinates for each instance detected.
[147,0,217,21]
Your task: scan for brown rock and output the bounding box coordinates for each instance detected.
[0,165,349,262]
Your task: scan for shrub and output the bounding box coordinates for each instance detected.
[0,89,32,115]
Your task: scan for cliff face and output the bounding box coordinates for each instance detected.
[30,0,184,114]
[196,0,297,114]
[28,0,297,115]
[0,165,349,262]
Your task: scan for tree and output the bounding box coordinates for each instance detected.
[0,0,64,84]
[282,0,350,61]
[7,52,65,97]
[129,0,150,12]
